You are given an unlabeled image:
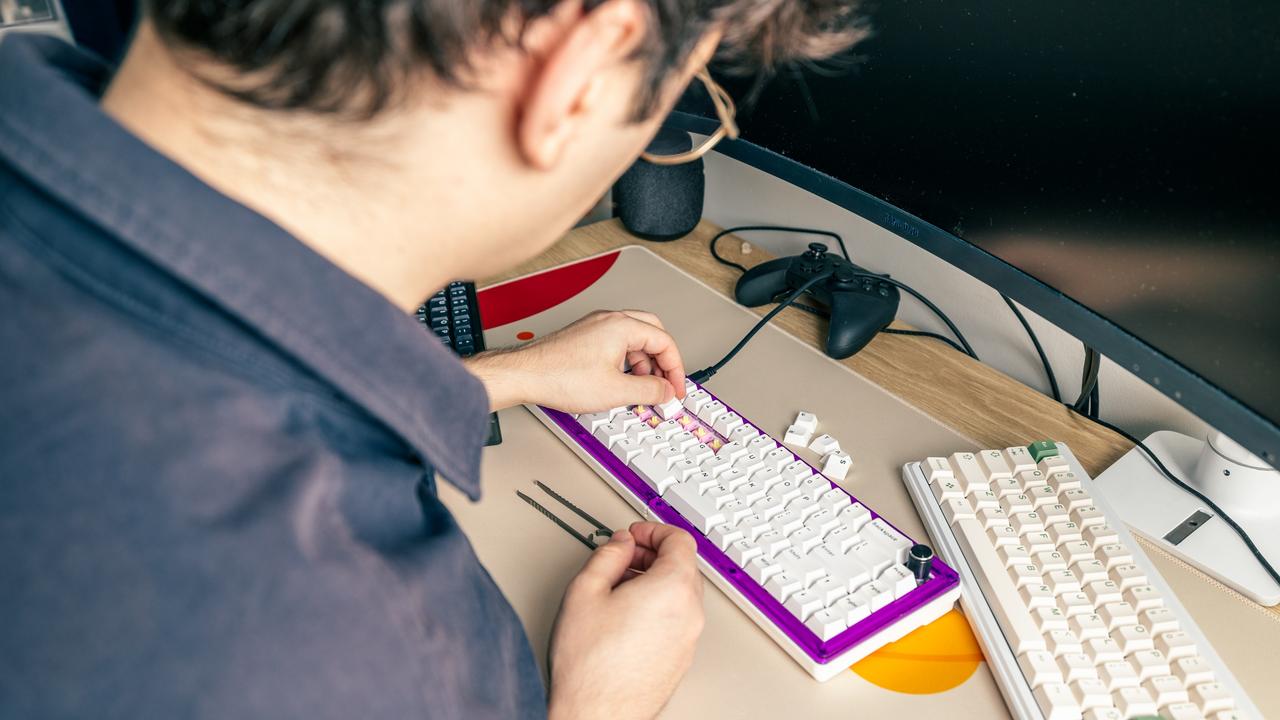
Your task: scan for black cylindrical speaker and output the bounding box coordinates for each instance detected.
[612,128,705,241]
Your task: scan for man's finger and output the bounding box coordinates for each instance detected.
[618,318,686,397]
[573,528,637,593]
[612,372,673,406]
[626,350,653,377]
[628,522,698,577]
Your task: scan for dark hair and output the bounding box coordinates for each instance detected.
[145,0,867,120]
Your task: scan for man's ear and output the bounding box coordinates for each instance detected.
[517,0,648,170]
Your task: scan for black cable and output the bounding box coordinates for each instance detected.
[882,328,968,355]
[1074,345,1100,412]
[709,225,852,274]
[1079,411,1280,591]
[1089,380,1100,419]
[1002,295,1061,402]
[849,272,978,360]
[689,272,830,383]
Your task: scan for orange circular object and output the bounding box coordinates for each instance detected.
[516,331,535,341]
[850,609,984,694]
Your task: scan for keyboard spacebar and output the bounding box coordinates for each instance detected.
[952,517,1046,654]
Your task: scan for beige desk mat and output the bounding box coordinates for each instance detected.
[438,246,1279,717]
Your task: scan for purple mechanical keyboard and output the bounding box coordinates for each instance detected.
[531,378,961,680]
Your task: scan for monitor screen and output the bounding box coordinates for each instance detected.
[710,0,1280,436]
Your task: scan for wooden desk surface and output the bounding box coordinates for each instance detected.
[486,219,1280,623]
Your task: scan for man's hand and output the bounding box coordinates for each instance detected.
[547,522,705,720]
[463,310,686,413]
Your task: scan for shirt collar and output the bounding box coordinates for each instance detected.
[0,35,489,499]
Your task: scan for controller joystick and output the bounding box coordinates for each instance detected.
[734,244,901,359]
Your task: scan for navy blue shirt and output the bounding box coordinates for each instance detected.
[0,35,545,719]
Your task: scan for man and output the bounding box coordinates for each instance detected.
[0,1,861,717]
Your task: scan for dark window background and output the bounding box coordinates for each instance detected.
[711,0,1279,424]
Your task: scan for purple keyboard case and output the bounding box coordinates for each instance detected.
[541,382,959,665]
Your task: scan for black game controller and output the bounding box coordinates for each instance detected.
[734,243,900,359]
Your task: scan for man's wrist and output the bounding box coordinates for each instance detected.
[462,348,535,412]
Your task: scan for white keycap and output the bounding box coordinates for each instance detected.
[1032,681,1080,720]
[793,411,818,433]
[734,480,767,505]
[785,589,825,621]
[721,499,753,525]
[810,575,849,605]
[948,451,990,493]
[747,436,777,455]
[733,453,765,476]
[1005,445,1038,473]
[808,434,841,455]
[775,547,828,586]
[861,518,912,564]
[837,502,872,531]
[789,526,824,555]
[812,482,847,507]
[727,539,763,566]
[745,555,782,584]
[783,461,816,483]
[1158,631,1197,660]
[1191,683,1234,714]
[654,397,684,420]
[805,606,848,641]
[1084,637,1123,665]
[578,411,614,432]
[978,448,1014,479]
[1114,624,1154,655]
[765,571,804,602]
[1100,660,1139,690]
[1058,652,1096,683]
[1116,686,1158,717]
[951,517,1045,653]
[924,456,953,481]
[709,523,744,550]
[821,450,852,480]
[757,530,793,558]
[1020,650,1065,687]
[1132,649,1171,681]
[1144,674,1189,708]
[665,481,726,533]
[815,544,871,590]
[1165,702,1207,720]
[1125,584,1164,611]
[712,412,744,437]
[806,508,840,536]
[750,495,786,521]
[1172,655,1213,681]
[1071,677,1111,710]
[629,453,677,495]
[864,580,894,610]
[1047,629,1082,657]
[729,424,760,444]
[832,595,871,626]
[696,400,726,424]
[762,448,793,472]
[611,438,644,463]
[1143,607,1181,635]
[879,564,916,598]
[737,514,771,543]
[718,440,750,461]
[682,389,711,414]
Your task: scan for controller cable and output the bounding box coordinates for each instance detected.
[708,225,978,360]
[688,272,830,384]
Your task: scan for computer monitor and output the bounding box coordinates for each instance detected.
[673,0,1279,467]
[665,0,1278,601]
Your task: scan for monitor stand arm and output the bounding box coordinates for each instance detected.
[1093,430,1280,606]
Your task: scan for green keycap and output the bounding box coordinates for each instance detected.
[1027,440,1059,463]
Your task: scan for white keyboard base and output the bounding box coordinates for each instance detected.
[903,442,1261,719]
